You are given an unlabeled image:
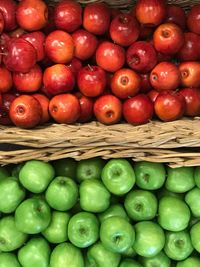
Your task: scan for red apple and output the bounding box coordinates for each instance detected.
[0,66,12,93]
[67,58,82,78]
[0,0,17,31]
[43,64,75,96]
[110,8,122,19]
[83,3,111,35]
[179,61,200,88]
[72,29,98,61]
[75,92,94,123]
[77,65,106,97]
[94,94,122,125]
[9,95,42,128]
[45,30,74,64]
[135,0,166,27]
[9,28,26,38]
[165,4,186,30]
[177,32,200,61]
[49,93,80,124]
[0,94,16,125]
[22,31,46,62]
[154,91,186,122]
[0,12,4,34]
[179,88,200,117]
[16,0,48,31]
[126,41,157,73]
[0,33,11,53]
[32,93,50,124]
[13,64,42,93]
[147,89,159,102]
[43,6,56,35]
[187,4,200,35]
[139,25,154,40]
[150,62,181,91]
[96,41,125,73]
[109,13,140,47]
[123,94,154,125]
[157,52,173,63]
[111,68,141,99]
[153,22,184,55]
[3,38,37,73]
[54,0,82,33]
[140,73,153,93]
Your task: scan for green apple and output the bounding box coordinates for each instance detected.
[101,159,135,195]
[15,198,51,234]
[164,230,193,261]
[177,257,200,267]
[124,190,157,221]
[53,158,77,178]
[185,187,200,217]
[165,167,195,193]
[0,166,9,180]
[42,211,71,243]
[194,166,200,188]
[119,259,142,267]
[87,241,121,267]
[133,221,165,257]
[45,176,78,211]
[0,216,27,252]
[98,204,130,223]
[139,251,171,267]
[68,212,99,248]
[122,247,136,258]
[100,216,135,253]
[76,158,105,182]
[11,163,24,179]
[134,161,166,190]
[189,217,200,227]
[19,160,55,193]
[190,221,200,253]
[158,196,191,231]
[50,242,84,267]
[18,237,50,267]
[157,187,184,200]
[0,177,25,213]
[0,253,21,267]
[80,179,111,213]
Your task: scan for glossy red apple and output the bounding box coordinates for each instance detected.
[187,4,200,35]
[13,64,42,93]
[75,92,94,123]
[43,64,75,96]
[147,89,159,102]
[67,58,83,78]
[123,94,154,125]
[0,0,17,31]
[83,3,111,35]
[16,0,48,31]
[32,93,50,124]
[126,41,157,73]
[94,94,122,125]
[154,91,186,122]
[179,61,200,88]
[54,0,82,33]
[0,12,4,34]
[0,66,12,93]
[77,65,106,97]
[72,29,98,61]
[140,73,153,93]
[3,38,37,73]
[179,88,200,117]
[153,22,184,55]
[135,0,166,27]
[150,62,181,91]
[22,31,46,62]
[165,4,186,30]
[111,68,141,99]
[49,93,80,124]
[45,30,74,64]
[96,41,125,73]
[109,13,140,47]
[0,94,16,125]
[9,95,42,128]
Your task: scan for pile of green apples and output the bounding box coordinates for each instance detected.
[0,157,200,267]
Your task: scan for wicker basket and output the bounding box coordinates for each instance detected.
[2,0,200,167]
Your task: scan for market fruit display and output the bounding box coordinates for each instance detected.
[1,0,200,128]
[0,157,200,266]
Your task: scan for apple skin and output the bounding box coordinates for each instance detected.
[110,13,140,47]
[140,73,153,94]
[187,4,200,35]
[179,61,200,88]
[54,0,82,33]
[120,259,142,267]
[16,0,48,31]
[177,257,200,267]
[123,94,154,125]
[185,187,200,218]
[126,41,157,73]
[94,94,122,125]
[32,94,50,124]
[0,253,21,267]
[0,11,4,34]
[53,158,77,178]
[0,66,12,93]
[75,93,94,123]
[98,204,130,223]
[190,222,200,253]
[165,4,186,30]
[0,93,16,126]
[96,41,126,73]
[179,88,200,117]
[147,89,159,103]
[45,30,74,64]
[139,251,171,267]
[83,3,111,35]
[0,0,17,31]
[67,58,83,78]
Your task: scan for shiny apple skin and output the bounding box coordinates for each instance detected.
[75,92,94,123]
[32,93,50,124]
[179,88,200,117]
[0,93,16,125]
[67,58,82,78]
[0,0,17,31]
[187,4,200,35]
[54,0,82,33]
[0,12,4,34]
[165,4,186,30]
[179,61,200,88]
[140,73,153,93]
[147,89,159,102]
[0,66,13,93]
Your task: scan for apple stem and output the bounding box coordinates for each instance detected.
[87,64,93,71]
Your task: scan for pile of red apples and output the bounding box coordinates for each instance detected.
[1,0,200,129]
